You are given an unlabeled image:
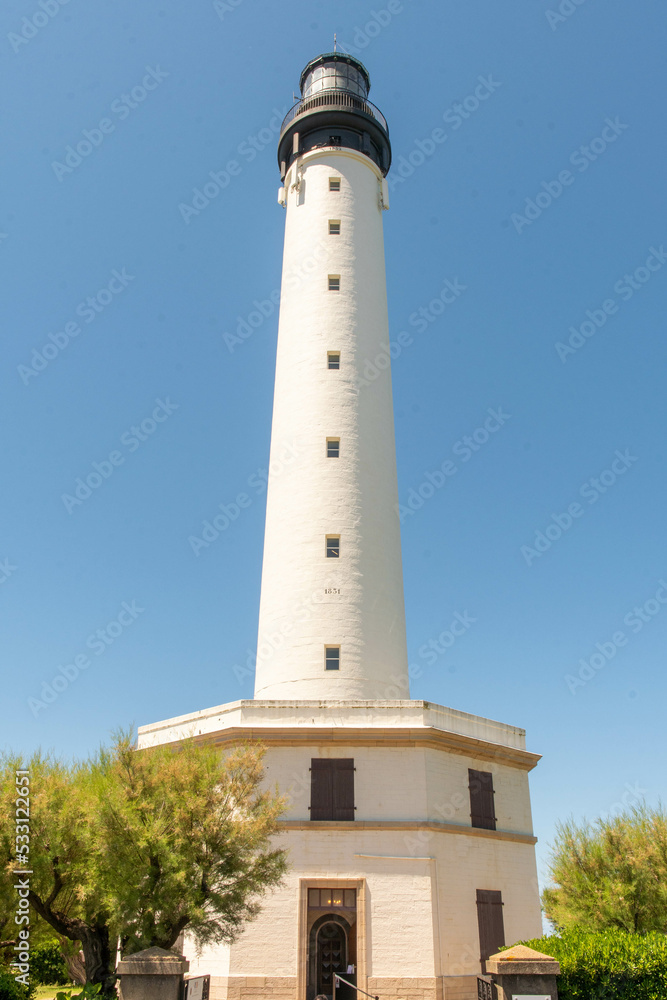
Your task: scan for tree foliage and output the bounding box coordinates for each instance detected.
[96,735,288,954]
[0,967,34,1000]
[0,752,113,994]
[513,928,667,1000]
[1,736,287,997]
[542,803,667,934]
[29,941,70,986]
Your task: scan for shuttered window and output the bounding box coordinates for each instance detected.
[476,889,505,971]
[468,768,496,830]
[310,759,355,820]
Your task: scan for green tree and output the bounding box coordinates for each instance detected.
[542,803,667,934]
[1,737,287,997]
[97,736,288,954]
[0,752,116,996]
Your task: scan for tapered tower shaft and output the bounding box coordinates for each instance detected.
[254,54,408,700]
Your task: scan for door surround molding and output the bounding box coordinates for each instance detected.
[297,878,367,1000]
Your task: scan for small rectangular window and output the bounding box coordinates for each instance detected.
[308,888,357,908]
[328,275,340,291]
[329,177,341,191]
[329,220,341,235]
[325,646,340,670]
[327,352,340,369]
[326,438,340,458]
[326,536,340,558]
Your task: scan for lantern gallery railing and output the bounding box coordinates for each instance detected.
[280,89,388,134]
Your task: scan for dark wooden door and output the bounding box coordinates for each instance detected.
[317,921,346,996]
[476,889,505,972]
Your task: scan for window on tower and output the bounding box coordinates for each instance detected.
[327,352,340,369]
[326,536,340,558]
[327,438,340,458]
[325,646,340,671]
[329,220,341,235]
[329,177,341,191]
[328,275,340,291]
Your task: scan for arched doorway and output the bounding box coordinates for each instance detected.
[308,914,351,1000]
[317,920,346,996]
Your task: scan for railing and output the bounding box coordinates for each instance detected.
[476,975,497,1000]
[280,89,388,134]
[333,974,378,1000]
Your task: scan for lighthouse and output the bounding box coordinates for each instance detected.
[139,52,543,1000]
[254,52,408,702]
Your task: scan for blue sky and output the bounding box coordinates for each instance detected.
[2,0,666,909]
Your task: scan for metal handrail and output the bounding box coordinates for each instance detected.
[333,973,379,1000]
[280,89,388,134]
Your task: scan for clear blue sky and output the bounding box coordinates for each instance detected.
[2,0,666,908]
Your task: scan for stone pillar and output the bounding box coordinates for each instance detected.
[117,946,189,1000]
[486,944,560,1000]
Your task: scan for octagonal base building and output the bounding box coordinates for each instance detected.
[139,52,542,1000]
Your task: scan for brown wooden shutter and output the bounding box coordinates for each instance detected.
[310,759,333,820]
[310,759,354,820]
[476,889,505,972]
[332,759,355,820]
[469,769,496,830]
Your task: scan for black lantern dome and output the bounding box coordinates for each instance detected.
[277,52,391,178]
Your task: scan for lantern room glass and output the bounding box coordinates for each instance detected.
[302,61,369,100]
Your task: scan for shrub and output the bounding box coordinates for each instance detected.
[0,969,35,1000]
[512,928,667,999]
[54,985,101,1000]
[30,941,70,986]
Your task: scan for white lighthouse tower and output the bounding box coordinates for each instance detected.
[139,52,543,1000]
[255,53,408,702]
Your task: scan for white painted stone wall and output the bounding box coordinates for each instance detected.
[264,744,534,832]
[182,827,541,980]
[253,148,409,701]
[178,733,541,983]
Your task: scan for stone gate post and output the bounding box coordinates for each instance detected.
[486,944,560,1000]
